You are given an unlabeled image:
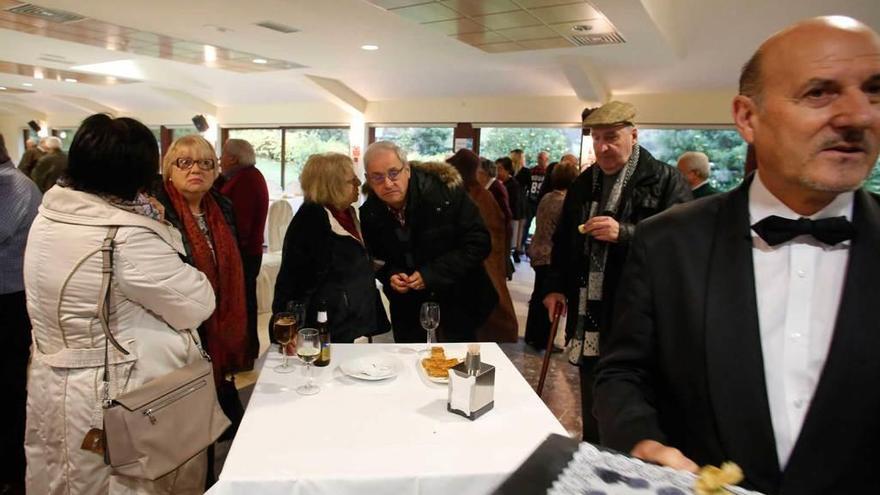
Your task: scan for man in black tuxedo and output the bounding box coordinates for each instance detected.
[594,16,880,494]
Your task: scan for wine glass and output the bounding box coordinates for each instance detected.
[296,328,321,395]
[420,302,440,354]
[272,311,297,373]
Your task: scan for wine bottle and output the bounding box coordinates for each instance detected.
[315,300,331,367]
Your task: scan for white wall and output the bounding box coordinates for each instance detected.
[0,117,26,163]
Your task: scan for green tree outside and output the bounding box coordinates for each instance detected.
[480,127,580,165]
[638,128,747,192]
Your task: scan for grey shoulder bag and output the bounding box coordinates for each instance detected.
[97,227,230,481]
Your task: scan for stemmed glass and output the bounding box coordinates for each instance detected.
[273,302,304,374]
[420,302,440,354]
[296,328,321,395]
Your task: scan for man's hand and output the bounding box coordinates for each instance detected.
[583,216,620,242]
[390,273,411,294]
[631,440,699,473]
[543,292,566,322]
[405,271,426,291]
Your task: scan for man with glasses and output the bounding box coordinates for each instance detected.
[542,101,691,442]
[360,141,497,343]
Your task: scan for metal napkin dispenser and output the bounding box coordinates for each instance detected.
[447,360,495,420]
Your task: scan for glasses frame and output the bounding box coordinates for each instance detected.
[367,166,408,185]
[174,157,217,171]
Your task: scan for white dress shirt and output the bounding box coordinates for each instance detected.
[749,171,852,469]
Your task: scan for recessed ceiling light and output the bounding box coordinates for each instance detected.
[0,86,6,90]
[361,44,379,51]
[64,78,77,83]
[70,60,143,79]
[22,82,33,87]
[252,58,268,64]
[571,24,593,32]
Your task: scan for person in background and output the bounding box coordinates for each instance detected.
[539,153,578,201]
[274,152,389,341]
[448,149,517,343]
[478,157,513,253]
[360,141,496,343]
[521,150,549,253]
[17,137,44,178]
[543,100,692,442]
[677,151,718,198]
[154,134,249,376]
[594,17,880,494]
[510,149,528,262]
[24,114,216,494]
[0,132,40,495]
[31,136,67,192]
[524,160,579,351]
[497,157,523,277]
[217,138,269,363]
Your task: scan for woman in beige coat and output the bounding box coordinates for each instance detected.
[24,114,216,494]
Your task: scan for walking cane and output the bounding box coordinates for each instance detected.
[536,302,564,397]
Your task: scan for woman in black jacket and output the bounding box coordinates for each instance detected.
[273,153,389,342]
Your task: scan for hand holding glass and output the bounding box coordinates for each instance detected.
[296,328,321,395]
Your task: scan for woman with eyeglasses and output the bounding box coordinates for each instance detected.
[273,152,390,343]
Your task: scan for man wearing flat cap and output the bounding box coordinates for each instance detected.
[543,100,691,442]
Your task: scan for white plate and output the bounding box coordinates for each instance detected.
[340,356,399,381]
[417,354,463,384]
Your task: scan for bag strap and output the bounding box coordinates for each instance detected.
[99,226,124,408]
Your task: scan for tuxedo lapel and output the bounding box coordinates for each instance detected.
[704,177,781,491]
[782,189,880,493]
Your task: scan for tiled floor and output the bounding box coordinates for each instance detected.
[237,257,583,439]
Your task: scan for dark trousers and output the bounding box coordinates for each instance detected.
[0,291,31,493]
[524,265,552,349]
[389,297,477,344]
[242,254,262,362]
[579,357,601,443]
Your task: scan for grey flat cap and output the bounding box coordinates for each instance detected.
[582,101,637,127]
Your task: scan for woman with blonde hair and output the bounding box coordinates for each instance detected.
[509,149,528,262]
[273,152,389,342]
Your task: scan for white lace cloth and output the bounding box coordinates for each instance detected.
[549,442,764,495]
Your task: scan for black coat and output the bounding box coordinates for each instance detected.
[692,181,719,198]
[273,202,389,343]
[546,146,692,337]
[594,177,880,494]
[360,163,497,343]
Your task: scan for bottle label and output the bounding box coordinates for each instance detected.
[317,311,328,323]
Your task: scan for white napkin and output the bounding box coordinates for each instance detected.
[448,372,476,416]
[360,362,393,377]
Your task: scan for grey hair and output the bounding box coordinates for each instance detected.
[223,138,256,166]
[677,151,711,180]
[739,49,763,105]
[364,140,408,169]
[479,158,497,178]
[44,136,63,151]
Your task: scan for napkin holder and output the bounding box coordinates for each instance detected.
[447,361,495,420]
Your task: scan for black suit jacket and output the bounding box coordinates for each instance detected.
[594,177,880,494]
[692,181,718,198]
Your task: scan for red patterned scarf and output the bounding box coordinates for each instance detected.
[163,181,249,380]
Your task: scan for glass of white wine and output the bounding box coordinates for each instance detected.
[296,328,321,395]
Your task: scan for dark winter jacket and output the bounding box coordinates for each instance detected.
[546,146,692,338]
[273,202,390,343]
[360,162,497,342]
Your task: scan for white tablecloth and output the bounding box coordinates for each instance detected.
[209,343,568,495]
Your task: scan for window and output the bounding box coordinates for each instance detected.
[373,127,453,163]
[226,127,350,198]
[479,127,582,165]
[283,128,349,194]
[53,128,77,151]
[865,160,880,194]
[638,128,747,192]
[168,125,201,142]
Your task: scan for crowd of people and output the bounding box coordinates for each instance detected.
[0,13,877,495]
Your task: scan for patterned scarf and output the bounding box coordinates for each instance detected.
[570,143,640,360]
[163,181,249,380]
[57,177,164,222]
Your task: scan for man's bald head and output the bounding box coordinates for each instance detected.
[739,16,880,105]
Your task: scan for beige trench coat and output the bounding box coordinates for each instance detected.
[23,186,217,494]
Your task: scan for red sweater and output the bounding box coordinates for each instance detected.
[217,166,269,256]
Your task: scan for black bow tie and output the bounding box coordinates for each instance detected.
[751,215,856,246]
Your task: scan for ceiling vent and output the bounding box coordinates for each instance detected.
[569,32,625,47]
[7,4,85,23]
[255,21,300,34]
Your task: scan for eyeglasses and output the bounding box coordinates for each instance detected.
[367,166,407,185]
[175,157,216,171]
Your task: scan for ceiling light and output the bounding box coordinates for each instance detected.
[64,78,77,83]
[70,59,143,79]
[204,45,218,63]
[0,86,6,90]
[22,82,33,87]
[252,58,268,64]
[571,24,593,32]
[361,44,379,51]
